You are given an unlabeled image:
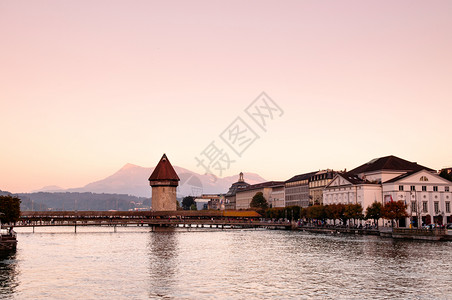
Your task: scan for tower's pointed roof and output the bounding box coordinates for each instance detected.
[148,154,180,181]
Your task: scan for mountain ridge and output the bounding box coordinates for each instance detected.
[35,164,267,198]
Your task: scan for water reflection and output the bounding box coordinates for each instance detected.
[9,228,452,299]
[147,230,178,298]
[0,250,18,299]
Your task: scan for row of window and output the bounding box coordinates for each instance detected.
[285,195,308,201]
[286,186,309,194]
[399,185,450,192]
[411,201,451,214]
[309,180,330,188]
[286,180,308,187]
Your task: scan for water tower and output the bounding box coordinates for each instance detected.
[148,154,180,211]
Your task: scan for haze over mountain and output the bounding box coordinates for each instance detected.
[35,164,266,198]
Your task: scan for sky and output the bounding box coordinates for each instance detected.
[1,1,451,193]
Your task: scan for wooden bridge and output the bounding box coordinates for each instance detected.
[16,210,295,232]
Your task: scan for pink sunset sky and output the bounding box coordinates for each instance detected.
[1,1,451,193]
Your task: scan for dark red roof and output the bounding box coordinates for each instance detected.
[148,154,180,181]
[285,171,317,183]
[348,155,433,175]
[240,181,284,192]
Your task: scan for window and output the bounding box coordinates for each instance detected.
[446,202,450,213]
[399,185,404,191]
[422,186,427,192]
[446,186,450,192]
[423,201,428,213]
[420,176,429,181]
[434,202,439,214]
[411,186,416,191]
[433,186,438,192]
[411,201,416,212]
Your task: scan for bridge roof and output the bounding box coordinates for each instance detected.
[149,154,180,182]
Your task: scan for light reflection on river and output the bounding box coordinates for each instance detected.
[1,227,451,299]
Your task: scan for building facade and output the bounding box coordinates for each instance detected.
[382,169,452,226]
[308,169,336,205]
[236,181,285,209]
[323,155,452,227]
[224,172,250,210]
[285,172,316,207]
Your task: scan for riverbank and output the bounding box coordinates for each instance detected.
[297,225,451,241]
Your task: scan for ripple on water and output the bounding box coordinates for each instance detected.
[1,228,451,299]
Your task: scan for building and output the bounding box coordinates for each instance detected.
[285,172,316,207]
[382,169,452,226]
[224,172,250,210]
[440,167,452,174]
[323,155,452,227]
[194,198,209,210]
[148,154,180,211]
[236,181,285,209]
[194,194,225,210]
[308,169,336,205]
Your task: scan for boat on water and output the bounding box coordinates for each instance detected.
[0,219,17,251]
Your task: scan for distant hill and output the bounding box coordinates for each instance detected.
[2,165,266,212]
[1,190,44,211]
[32,185,64,193]
[17,192,150,211]
[48,163,267,198]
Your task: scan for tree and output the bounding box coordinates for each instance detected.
[250,192,268,210]
[306,205,326,224]
[0,195,21,224]
[176,199,182,210]
[190,203,197,211]
[381,201,408,228]
[265,208,283,219]
[365,201,382,227]
[284,206,301,221]
[300,207,307,220]
[325,204,345,225]
[182,196,195,210]
[344,204,363,226]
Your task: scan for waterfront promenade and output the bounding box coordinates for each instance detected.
[11,210,450,240]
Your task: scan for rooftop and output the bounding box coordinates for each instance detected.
[239,181,285,192]
[148,154,180,182]
[286,171,317,183]
[348,155,433,175]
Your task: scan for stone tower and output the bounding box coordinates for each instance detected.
[148,154,180,211]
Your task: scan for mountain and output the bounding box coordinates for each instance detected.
[62,163,266,198]
[32,185,64,193]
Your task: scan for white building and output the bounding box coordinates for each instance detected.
[323,155,452,227]
[236,181,285,209]
[382,169,452,227]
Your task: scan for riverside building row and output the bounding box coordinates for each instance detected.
[225,170,337,210]
[224,155,452,227]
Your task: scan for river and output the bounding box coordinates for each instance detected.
[1,227,451,299]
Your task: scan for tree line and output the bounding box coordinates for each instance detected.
[0,195,21,224]
[250,192,408,227]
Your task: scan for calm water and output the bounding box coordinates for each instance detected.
[1,227,451,299]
